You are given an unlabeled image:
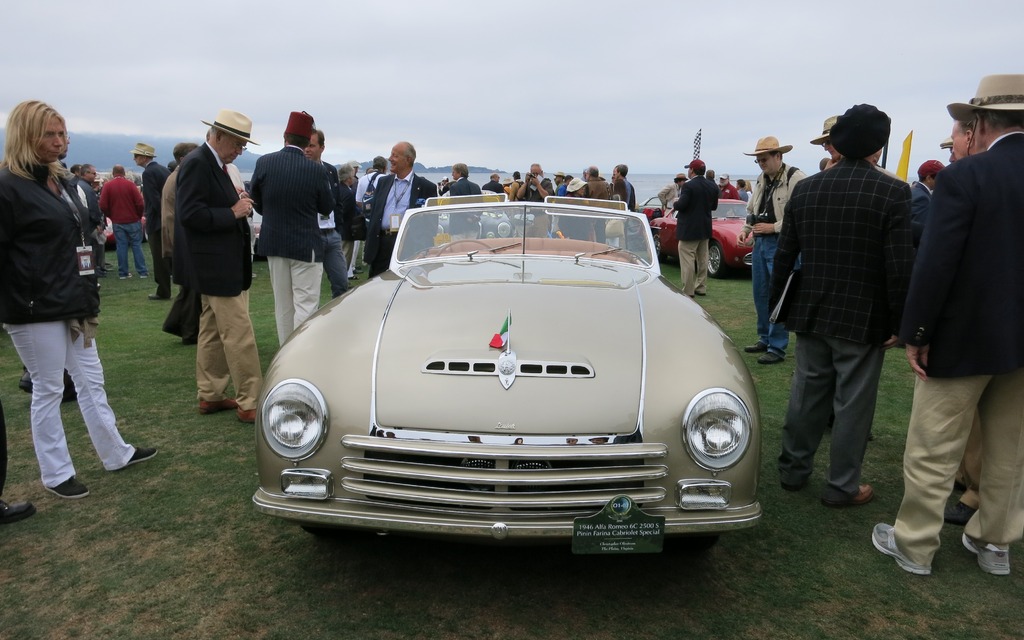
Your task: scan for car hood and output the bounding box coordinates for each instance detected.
[373,259,648,437]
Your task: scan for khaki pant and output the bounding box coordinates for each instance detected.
[268,255,323,346]
[677,239,708,296]
[955,412,983,509]
[197,292,263,411]
[893,368,1024,566]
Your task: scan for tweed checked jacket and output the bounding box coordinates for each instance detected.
[769,158,914,345]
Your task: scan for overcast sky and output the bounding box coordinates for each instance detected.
[2,1,1020,176]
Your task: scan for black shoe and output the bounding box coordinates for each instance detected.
[781,479,807,492]
[46,476,89,499]
[744,342,768,353]
[117,446,157,470]
[695,291,707,296]
[944,501,977,526]
[18,370,32,393]
[148,294,171,301]
[0,499,36,524]
[757,352,785,365]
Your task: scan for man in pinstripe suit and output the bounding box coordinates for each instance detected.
[770,104,914,508]
[249,111,333,345]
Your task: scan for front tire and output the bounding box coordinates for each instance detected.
[708,240,729,279]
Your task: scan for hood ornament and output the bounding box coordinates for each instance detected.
[495,310,515,390]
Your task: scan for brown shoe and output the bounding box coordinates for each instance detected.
[199,398,239,415]
[236,408,257,423]
[821,484,874,508]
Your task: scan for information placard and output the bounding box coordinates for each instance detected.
[572,495,665,554]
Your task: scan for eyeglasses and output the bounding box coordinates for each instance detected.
[754,156,771,165]
[821,140,833,149]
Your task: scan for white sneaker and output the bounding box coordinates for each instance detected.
[872,523,931,575]
[962,533,1010,575]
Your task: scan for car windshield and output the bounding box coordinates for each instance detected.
[714,202,748,219]
[395,203,655,267]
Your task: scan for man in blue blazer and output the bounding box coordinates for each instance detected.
[874,75,1024,576]
[448,163,482,196]
[364,141,438,277]
[176,109,262,423]
[249,111,333,345]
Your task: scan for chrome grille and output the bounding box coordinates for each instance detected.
[340,435,667,513]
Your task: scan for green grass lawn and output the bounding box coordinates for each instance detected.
[1,257,1020,640]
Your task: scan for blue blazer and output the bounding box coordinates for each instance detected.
[249,146,333,261]
[142,161,171,234]
[901,133,1024,377]
[175,144,252,296]
[449,178,482,196]
[364,173,437,265]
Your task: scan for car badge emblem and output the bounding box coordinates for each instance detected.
[497,349,516,390]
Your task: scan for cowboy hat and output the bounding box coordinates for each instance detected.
[809,116,839,145]
[948,74,1024,121]
[744,136,793,156]
[201,109,259,145]
[130,142,156,157]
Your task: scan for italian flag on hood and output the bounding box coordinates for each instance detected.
[489,314,510,349]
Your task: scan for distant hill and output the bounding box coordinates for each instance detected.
[0,130,500,175]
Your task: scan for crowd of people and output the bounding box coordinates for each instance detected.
[1,74,1022,584]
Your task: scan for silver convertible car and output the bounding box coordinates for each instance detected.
[253,194,762,552]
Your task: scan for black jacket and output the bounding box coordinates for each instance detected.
[0,165,100,324]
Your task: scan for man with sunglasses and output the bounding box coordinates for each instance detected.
[738,136,805,365]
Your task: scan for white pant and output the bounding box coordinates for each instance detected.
[5,321,133,487]
[268,255,323,345]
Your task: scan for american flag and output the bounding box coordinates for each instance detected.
[693,129,702,160]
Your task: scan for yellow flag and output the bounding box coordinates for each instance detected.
[896,131,913,181]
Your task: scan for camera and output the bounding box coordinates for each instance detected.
[526,173,535,182]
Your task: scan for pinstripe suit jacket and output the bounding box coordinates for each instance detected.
[770,158,914,345]
[249,146,333,261]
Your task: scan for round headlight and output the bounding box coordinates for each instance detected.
[261,379,328,460]
[682,389,751,470]
[496,220,512,238]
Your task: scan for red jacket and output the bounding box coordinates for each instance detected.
[99,176,143,224]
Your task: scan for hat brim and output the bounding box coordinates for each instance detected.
[948,100,1024,121]
[809,133,829,145]
[743,144,793,156]
[202,120,259,146]
[130,149,156,157]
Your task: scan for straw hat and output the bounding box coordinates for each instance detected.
[948,74,1024,121]
[201,109,259,145]
[809,116,839,145]
[130,142,156,157]
[743,136,793,156]
[939,137,953,150]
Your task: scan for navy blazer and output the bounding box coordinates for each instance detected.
[175,144,251,296]
[142,160,171,234]
[672,176,718,241]
[772,158,914,345]
[909,181,931,247]
[449,178,482,196]
[249,146,333,261]
[900,133,1024,377]
[363,173,438,265]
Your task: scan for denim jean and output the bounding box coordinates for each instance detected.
[751,234,788,356]
[113,222,148,277]
[322,229,349,298]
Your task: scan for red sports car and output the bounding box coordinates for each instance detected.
[650,199,752,278]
